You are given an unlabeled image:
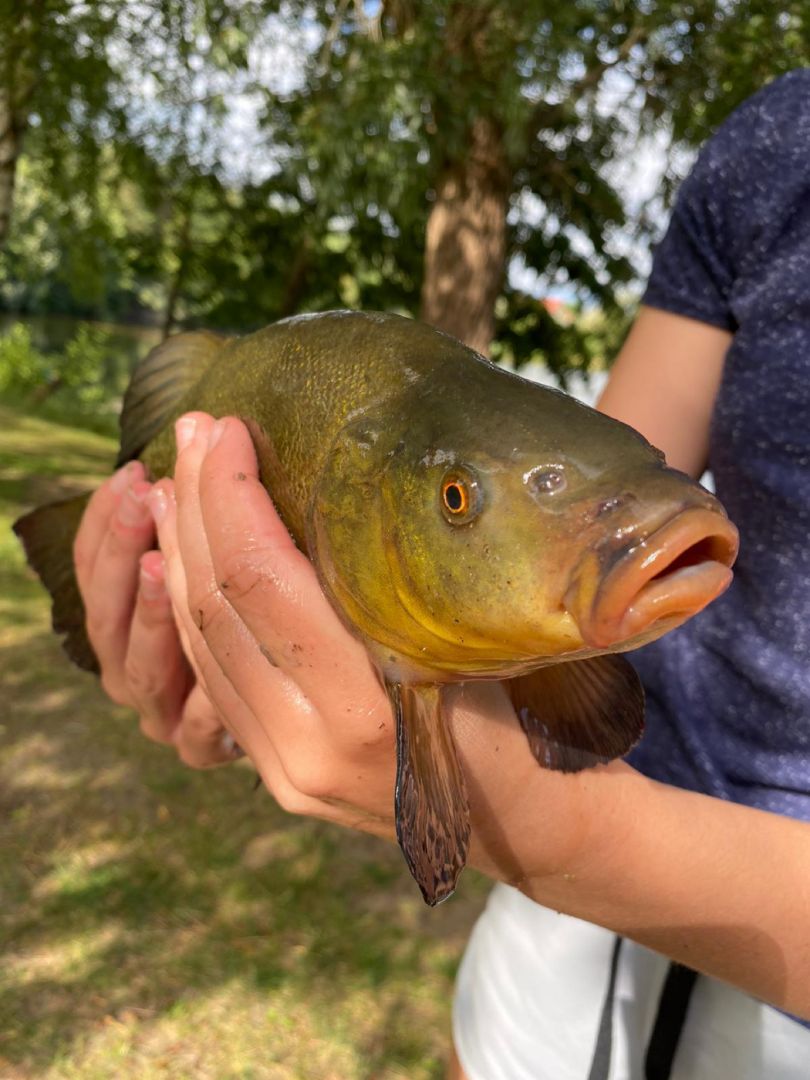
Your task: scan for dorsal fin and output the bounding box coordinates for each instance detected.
[116,330,227,466]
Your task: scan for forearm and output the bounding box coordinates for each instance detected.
[597,306,730,477]
[467,723,810,1018]
[568,771,810,1013]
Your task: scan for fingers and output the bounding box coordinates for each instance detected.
[73,440,247,771]
[129,503,243,770]
[75,460,155,704]
[151,471,336,800]
[123,551,193,744]
[74,460,145,597]
[151,442,305,771]
[173,682,242,768]
[166,414,316,731]
[147,461,287,774]
[195,416,387,730]
[85,477,157,702]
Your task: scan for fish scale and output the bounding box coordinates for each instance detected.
[13,310,738,905]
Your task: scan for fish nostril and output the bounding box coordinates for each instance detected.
[596,496,623,517]
[595,491,639,518]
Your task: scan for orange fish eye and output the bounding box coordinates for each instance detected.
[440,468,482,524]
[442,478,469,514]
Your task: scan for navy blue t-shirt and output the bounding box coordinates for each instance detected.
[628,72,810,824]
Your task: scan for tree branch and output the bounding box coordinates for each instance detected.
[353,0,381,42]
[527,24,648,139]
[318,0,351,74]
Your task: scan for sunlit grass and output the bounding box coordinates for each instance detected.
[0,403,488,1079]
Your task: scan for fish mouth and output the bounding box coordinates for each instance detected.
[568,507,739,650]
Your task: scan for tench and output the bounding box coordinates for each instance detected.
[14,310,739,905]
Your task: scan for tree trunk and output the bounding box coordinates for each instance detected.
[419,116,509,356]
[278,240,311,318]
[0,5,40,250]
[0,91,21,249]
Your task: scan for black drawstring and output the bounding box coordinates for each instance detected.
[587,936,623,1080]
[587,941,698,1080]
[644,962,698,1079]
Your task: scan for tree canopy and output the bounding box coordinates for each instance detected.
[1,0,808,376]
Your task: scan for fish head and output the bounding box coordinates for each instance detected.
[312,364,738,680]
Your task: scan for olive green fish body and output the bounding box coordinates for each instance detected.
[14,310,739,907]
[134,312,657,677]
[139,312,450,550]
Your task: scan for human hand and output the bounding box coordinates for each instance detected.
[145,411,612,879]
[73,452,240,767]
[147,411,398,836]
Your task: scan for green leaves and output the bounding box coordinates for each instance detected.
[0,323,47,394]
[2,1,809,379]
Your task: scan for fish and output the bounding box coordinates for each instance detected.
[13,310,739,905]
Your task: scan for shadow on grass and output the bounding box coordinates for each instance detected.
[0,404,489,1079]
[1,634,486,1078]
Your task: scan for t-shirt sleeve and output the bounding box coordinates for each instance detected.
[642,158,737,331]
[642,70,810,333]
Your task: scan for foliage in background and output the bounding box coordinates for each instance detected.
[0,324,46,395]
[0,319,143,436]
[1,1,809,381]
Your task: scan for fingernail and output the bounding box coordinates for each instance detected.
[208,419,226,450]
[139,560,166,602]
[110,461,138,494]
[176,416,197,452]
[118,481,151,527]
[221,732,246,759]
[149,486,169,525]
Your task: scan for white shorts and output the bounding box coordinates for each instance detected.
[453,883,810,1080]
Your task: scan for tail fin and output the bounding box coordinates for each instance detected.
[12,331,228,674]
[13,493,98,673]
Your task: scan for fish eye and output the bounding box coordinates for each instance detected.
[526,466,567,497]
[444,482,466,512]
[440,468,482,524]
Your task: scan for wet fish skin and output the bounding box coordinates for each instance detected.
[14,310,738,906]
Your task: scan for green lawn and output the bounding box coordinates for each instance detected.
[0,404,488,1079]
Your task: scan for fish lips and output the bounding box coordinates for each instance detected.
[567,506,740,650]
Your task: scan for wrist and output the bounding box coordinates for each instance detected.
[518,759,646,905]
[449,680,641,890]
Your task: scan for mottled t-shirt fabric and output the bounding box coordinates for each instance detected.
[628,73,810,832]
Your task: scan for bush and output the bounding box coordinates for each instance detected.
[60,323,111,407]
[0,320,120,436]
[0,323,48,394]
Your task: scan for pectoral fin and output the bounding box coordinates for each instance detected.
[388,682,470,906]
[508,654,645,773]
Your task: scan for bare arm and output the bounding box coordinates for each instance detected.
[456,710,810,1016]
[142,409,810,1021]
[597,305,731,477]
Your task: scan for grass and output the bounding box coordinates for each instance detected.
[0,404,489,1079]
